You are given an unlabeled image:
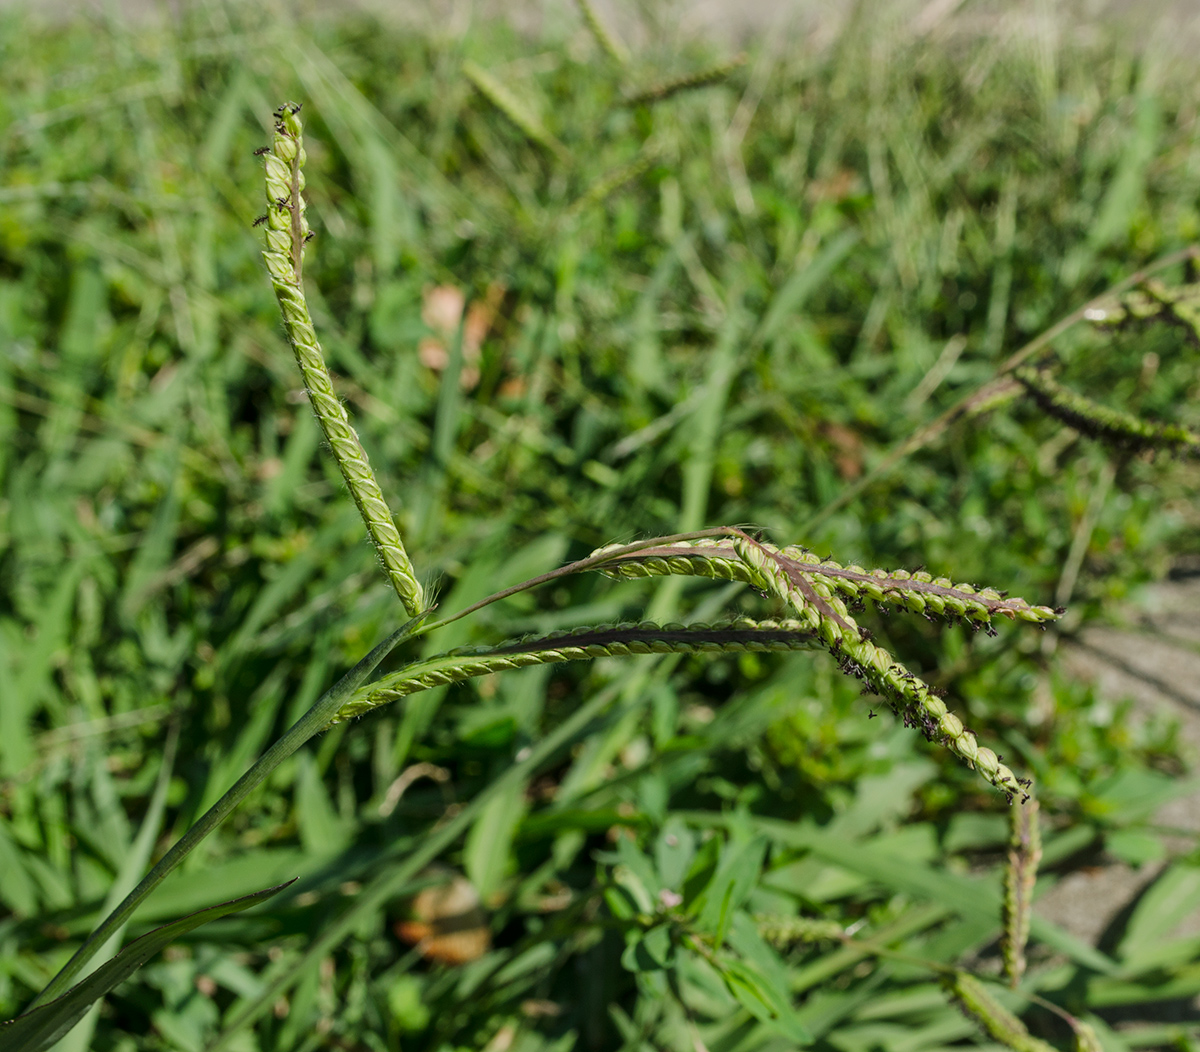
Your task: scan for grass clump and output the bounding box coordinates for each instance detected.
[1,3,1199,1051]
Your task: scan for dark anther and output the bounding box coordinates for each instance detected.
[252,214,269,227]
[253,146,271,156]
[304,232,314,242]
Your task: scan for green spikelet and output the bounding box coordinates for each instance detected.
[1015,365,1199,455]
[623,53,747,107]
[594,538,1061,628]
[330,618,818,723]
[259,103,424,618]
[462,61,570,163]
[729,533,1033,798]
[1001,795,1042,986]
[756,915,846,947]
[943,972,1057,1052]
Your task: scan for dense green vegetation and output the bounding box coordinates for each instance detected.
[2,2,1199,1050]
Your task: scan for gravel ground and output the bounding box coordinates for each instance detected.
[1042,574,1200,949]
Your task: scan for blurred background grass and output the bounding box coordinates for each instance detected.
[2,1,1200,1049]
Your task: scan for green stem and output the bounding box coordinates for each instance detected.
[415,527,741,638]
[25,617,425,1011]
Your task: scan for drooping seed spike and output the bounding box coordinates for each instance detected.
[330,619,820,724]
[1016,365,1199,455]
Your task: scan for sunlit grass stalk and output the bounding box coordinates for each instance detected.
[596,537,1061,627]
[259,103,424,618]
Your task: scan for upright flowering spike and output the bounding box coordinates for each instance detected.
[259,103,424,618]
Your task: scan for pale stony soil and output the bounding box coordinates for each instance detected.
[1040,573,1200,947]
[10,0,1200,47]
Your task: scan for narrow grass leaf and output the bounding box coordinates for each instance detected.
[1,882,295,1052]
